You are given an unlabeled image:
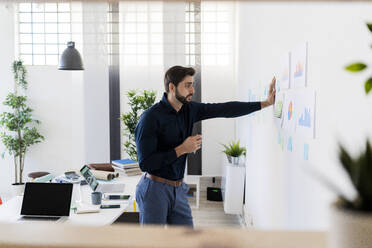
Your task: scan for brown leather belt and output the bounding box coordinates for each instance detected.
[146,174,183,186]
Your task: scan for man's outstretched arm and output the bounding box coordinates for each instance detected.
[193,77,276,122]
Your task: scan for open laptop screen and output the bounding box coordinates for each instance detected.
[21,182,73,217]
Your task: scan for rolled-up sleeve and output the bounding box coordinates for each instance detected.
[135,112,178,173]
[192,101,262,122]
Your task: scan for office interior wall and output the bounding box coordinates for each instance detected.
[23,68,85,177]
[201,66,236,176]
[82,2,110,164]
[201,2,236,176]
[236,2,372,230]
[0,3,16,197]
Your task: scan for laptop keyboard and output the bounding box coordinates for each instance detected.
[18,216,61,222]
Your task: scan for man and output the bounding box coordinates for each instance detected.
[135,65,276,227]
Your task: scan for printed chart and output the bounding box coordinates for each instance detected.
[282,90,297,133]
[277,53,290,91]
[295,88,316,139]
[290,42,308,88]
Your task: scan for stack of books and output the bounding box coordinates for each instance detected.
[112,159,142,176]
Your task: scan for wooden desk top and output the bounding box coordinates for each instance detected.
[0,222,327,248]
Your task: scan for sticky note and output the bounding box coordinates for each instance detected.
[287,136,293,152]
[281,136,284,151]
[304,143,309,160]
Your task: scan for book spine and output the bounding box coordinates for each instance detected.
[112,161,139,168]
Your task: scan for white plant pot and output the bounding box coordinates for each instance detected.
[329,202,372,248]
[11,183,25,197]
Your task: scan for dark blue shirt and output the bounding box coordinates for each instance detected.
[134,93,261,180]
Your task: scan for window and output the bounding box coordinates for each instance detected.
[107,3,119,65]
[201,2,232,66]
[17,2,82,65]
[120,2,163,66]
[17,1,232,67]
[185,1,200,66]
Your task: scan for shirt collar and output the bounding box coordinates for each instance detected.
[160,92,177,113]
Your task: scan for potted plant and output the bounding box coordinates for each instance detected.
[221,140,246,165]
[328,142,372,248]
[0,60,44,195]
[119,89,156,161]
[328,22,372,248]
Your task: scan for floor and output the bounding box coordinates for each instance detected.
[188,191,244,228]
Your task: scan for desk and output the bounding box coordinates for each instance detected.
[0,222,328,248]
[0,174,142,226]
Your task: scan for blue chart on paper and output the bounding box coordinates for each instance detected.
[304,143,309,160]
[287,136,293,152]
[298,108,311,127]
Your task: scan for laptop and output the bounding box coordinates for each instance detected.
[80,165,125,193]
[19,182,73,222]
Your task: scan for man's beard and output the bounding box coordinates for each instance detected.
[175,88,192,105]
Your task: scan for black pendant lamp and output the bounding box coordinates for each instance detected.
[58,41,84,70]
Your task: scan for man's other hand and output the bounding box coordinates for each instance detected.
[175,135,202,157]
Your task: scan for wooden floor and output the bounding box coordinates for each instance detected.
[188,191,244,228]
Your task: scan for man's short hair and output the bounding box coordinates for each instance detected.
[164,66,195,93]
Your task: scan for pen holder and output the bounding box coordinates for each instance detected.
[91,191,102,205]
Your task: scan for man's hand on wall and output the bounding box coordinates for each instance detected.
[261,77,276,108]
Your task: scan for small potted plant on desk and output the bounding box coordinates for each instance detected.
[221,140,246,165]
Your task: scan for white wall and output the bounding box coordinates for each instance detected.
[236,2,372,230]
[24,67,85,176]
[0,3,16,198]
[201,66,236,176]
[201,2,237,176]
[82,2,110,164]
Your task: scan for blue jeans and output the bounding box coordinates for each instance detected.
[135,175,193,227]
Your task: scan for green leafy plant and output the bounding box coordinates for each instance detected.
[0,60,44,185]
[345,23,372,94]
[221,140,247,158]
[337,23,372,212]
[119,89,156,161]
[338,141,372,212]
